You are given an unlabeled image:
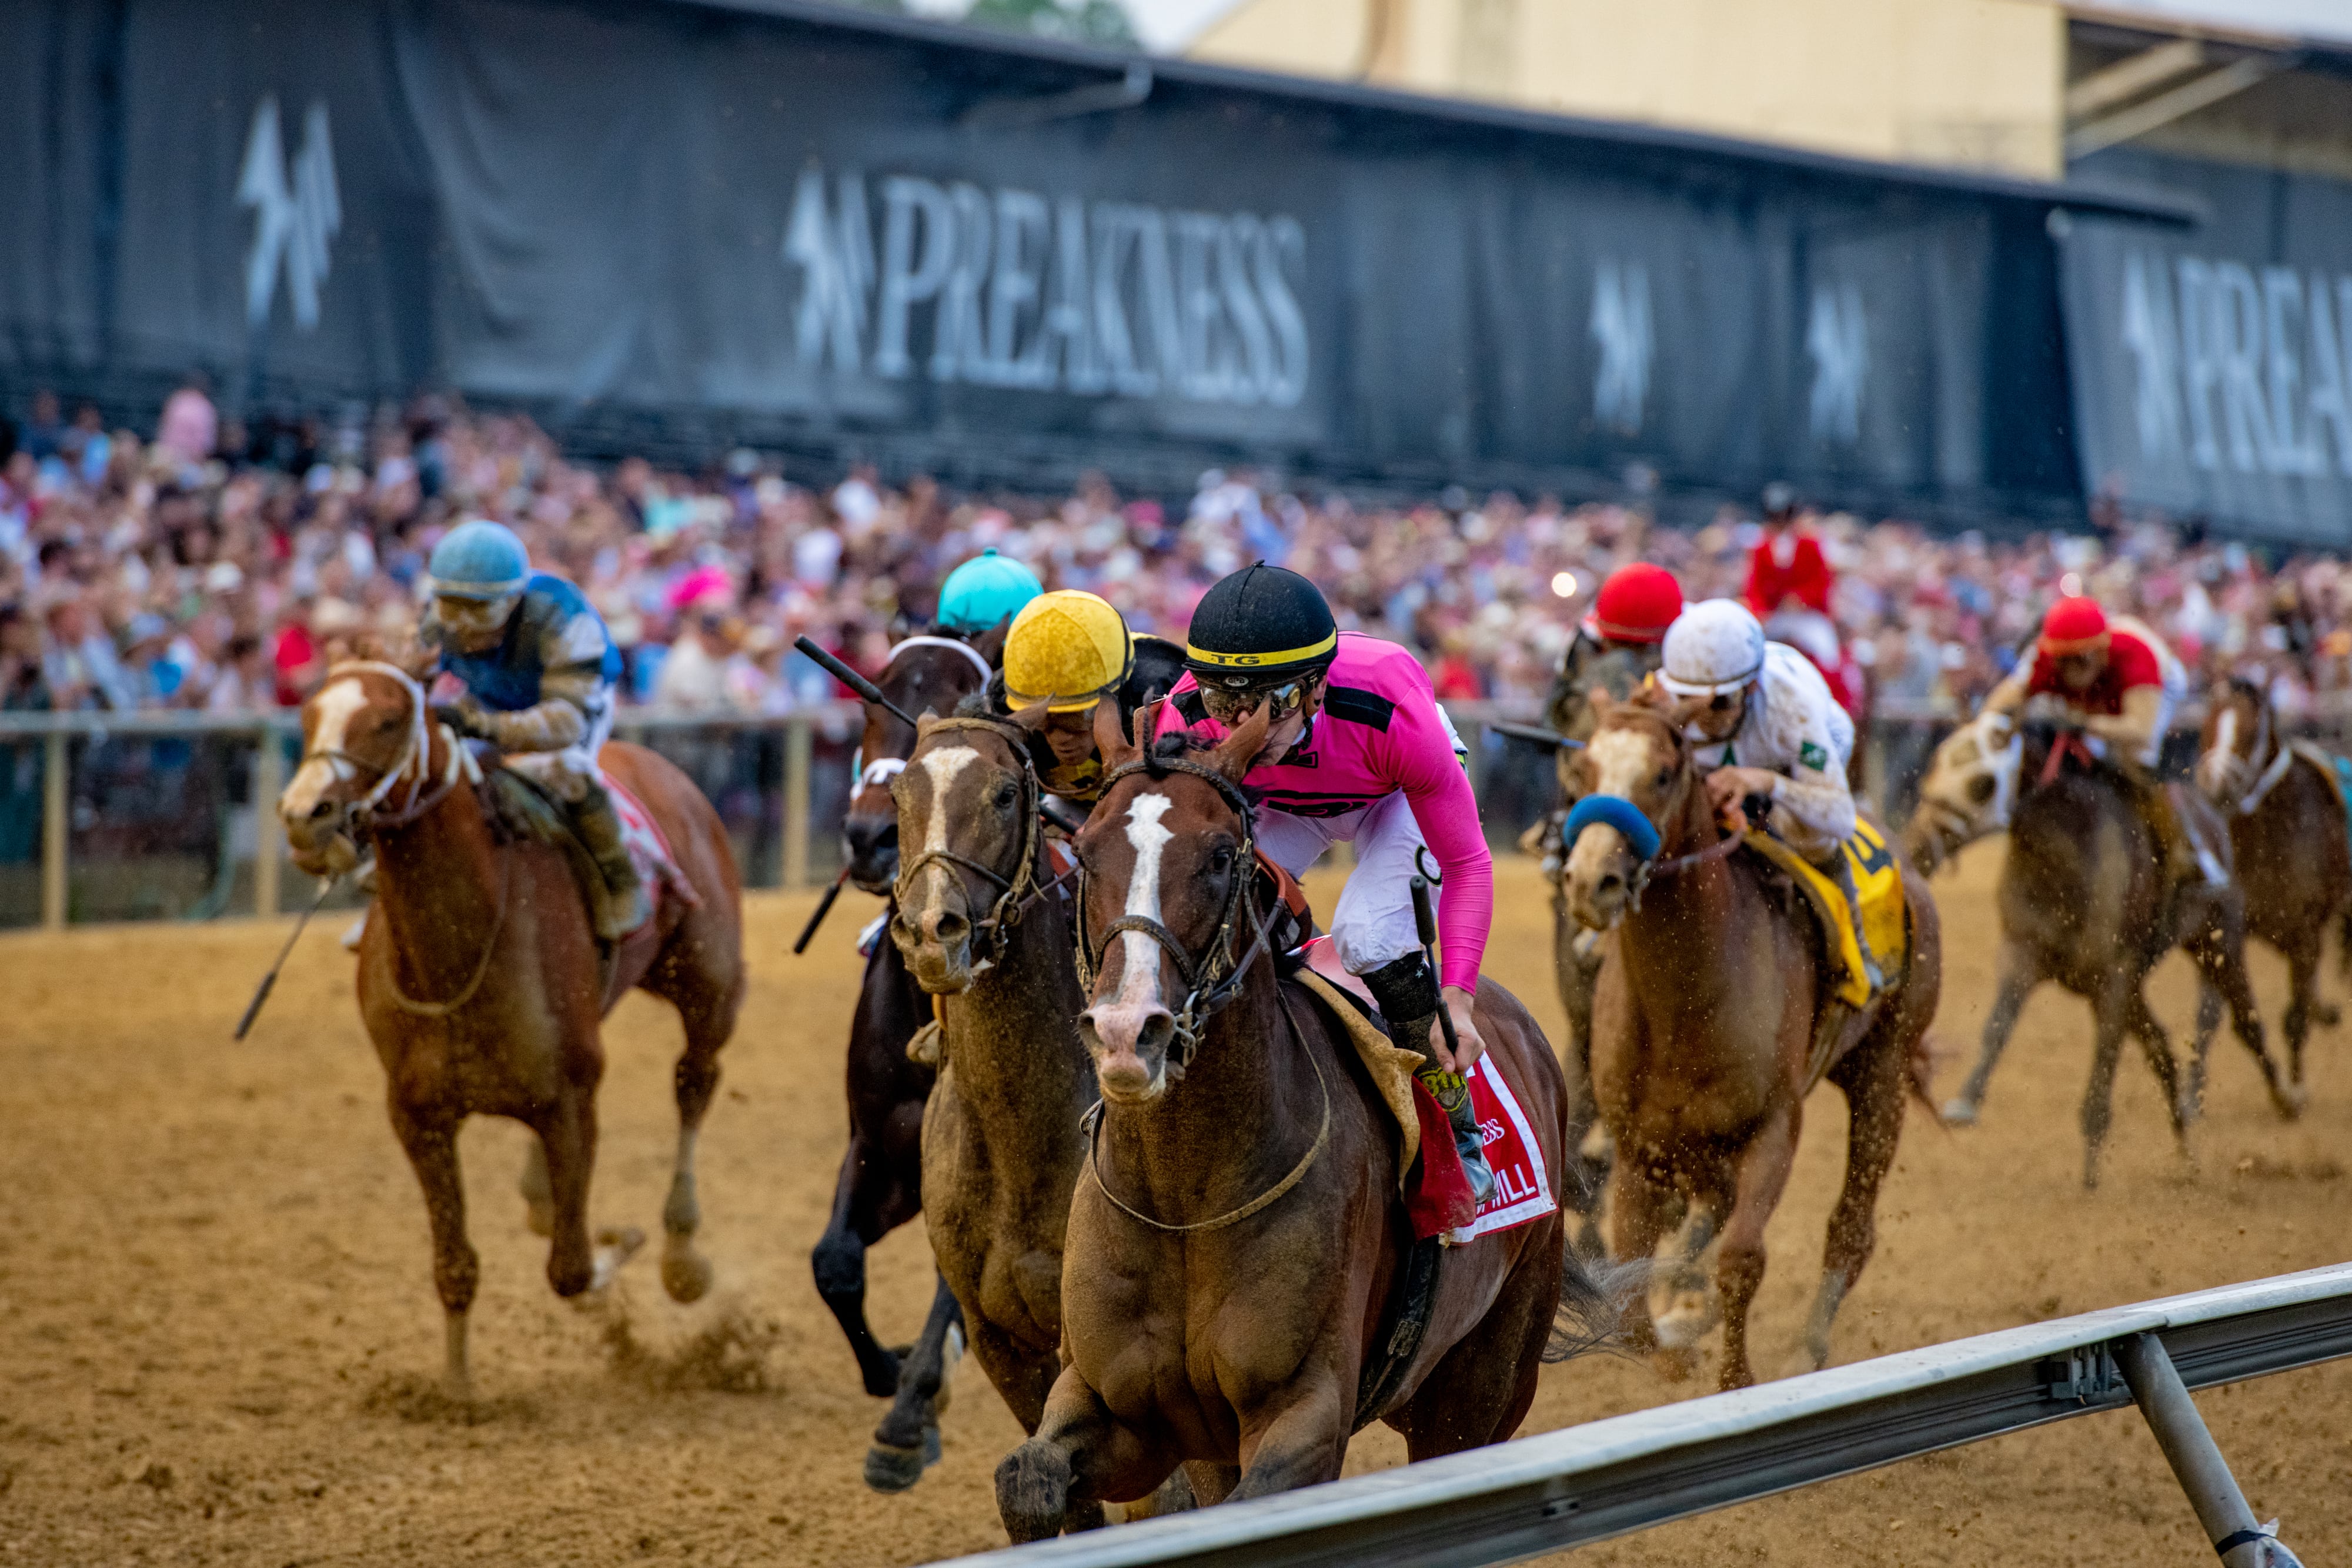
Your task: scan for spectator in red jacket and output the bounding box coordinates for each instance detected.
[1743,481,1833,617]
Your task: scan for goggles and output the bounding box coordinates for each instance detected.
[1198,678,1311,727]
[435,592,519,640]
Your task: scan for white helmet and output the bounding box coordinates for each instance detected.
[1660,599,1767,697]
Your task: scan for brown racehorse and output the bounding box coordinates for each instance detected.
[279,660,744,1395]
[813,631,998,1490]
[888,707,1113,1532]
[2196,678,2351,1096]
[993,708,1616,1539]
[1905,715,2295,1186]
[1561,689,1940,1390]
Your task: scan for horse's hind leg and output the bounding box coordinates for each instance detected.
[391,1109,479,1397]
[2121,989,2188,1158]
[1607,1162,1676,1358]
[866,1274,965,1493]
[2080,979,2142,1191]
[1793,1034,1906,1376]
[2284,937,2325,1091]
[656,957,744,1303]
[1945,938,2035,1125]
[2188,918,2297,1119]
[519,1139,554,1238]
[815,1138,906,1398]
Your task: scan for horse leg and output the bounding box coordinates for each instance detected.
[2189,920,2298,1119]
[2120,989,2189,1160]
[1555,921,1611,1253]
[658,1027,726,1304]
[391,1109,479,1398]
[814,1138,906,1398]
[2185,976,2221,1124]
[518,1139,555,1238]
[865,1273,965,1493]
[2284,937,2324,1091]
[1607,1162,1675,1358]
[1792,1036,1906,1376]
[1945,938,2035,1125]
[1716,1108,1798,1392]
[997,1366,1174,1542]
[1228,1385,1352,1500]
[2079,979,2138,1192]
[537,1089,641,1298]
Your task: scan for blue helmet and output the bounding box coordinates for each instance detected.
[429,520,531,601]
[937,549,1043,633]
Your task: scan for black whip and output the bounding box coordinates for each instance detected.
[1408,872,1461,1062]
[233,877,338,1041]
[793,636,920,730]
[793,867,852,955]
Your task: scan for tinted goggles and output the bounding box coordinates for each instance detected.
[1198,678,1310,727]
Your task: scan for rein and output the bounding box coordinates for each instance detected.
[1080,985,1330,1234]
[382,849,513,1018]
[893,715,1048,964]
[1075,751,1284,1076]
[2231,701,2297,816]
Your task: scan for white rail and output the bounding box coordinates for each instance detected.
[946,1262,2352,1568]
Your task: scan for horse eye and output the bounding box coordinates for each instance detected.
[1209,846,1234,874]
[1653,768,1672,788]
[994,784,1017,809]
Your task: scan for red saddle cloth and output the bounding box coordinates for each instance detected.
[1406,1058,1559,1243]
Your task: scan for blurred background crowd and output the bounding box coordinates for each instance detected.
[4,385,2344,726]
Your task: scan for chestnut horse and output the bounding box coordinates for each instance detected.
[888,707,1112,1531]
[1561,689,1940,1390]
[279,661,744,1394]
[1906,715,2295,1183]
[811,631,997,1490]
[2196,679,2351,1095]
[994,709,1615,1538]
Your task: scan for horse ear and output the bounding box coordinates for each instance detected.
[1096,697,1140,769]
[1210,703,1271,783]
[970,621,1010,665]
[1587,688,1615,721]
[1010,697,1054,734]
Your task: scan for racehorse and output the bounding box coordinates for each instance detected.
[888,707,1111,1531]
[811,630,997,1490]
[1905,715,2296,1187]
[279,660,744,1394]
[1561,688,1940,1390]
[993,708,1615,1537]
[2196,678,2351,1096]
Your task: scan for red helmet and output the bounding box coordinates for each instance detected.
[1585,563,1684,645]
[2038,595,2110,656]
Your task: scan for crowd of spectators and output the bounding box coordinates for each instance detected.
[4,386,2347,729]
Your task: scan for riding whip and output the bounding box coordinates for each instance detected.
[1486,720,1585,753]
[793,867,851,955]
[793,636,922,730]
[1408,871,1462,1062]
[233,876,338,1041]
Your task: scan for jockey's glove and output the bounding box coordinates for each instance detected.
[434,698,490,740]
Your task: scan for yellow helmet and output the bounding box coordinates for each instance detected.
[1004,590,1133,713]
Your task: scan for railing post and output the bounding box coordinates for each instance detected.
[2112,1332,2298,1567]
[41,729,68,931]
[784,715,813,889]
[253,723,284,919]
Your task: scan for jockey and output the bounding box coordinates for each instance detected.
[936,547,1043,634]
[1155,563,1498,1204]
[1980,595,2219,887]
[1661,598,1879,989]
[1545,562,1684,793]
[420,519,649,938]
[987,588,1186,806]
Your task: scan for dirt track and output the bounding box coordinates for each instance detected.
[1,845,2348,1567]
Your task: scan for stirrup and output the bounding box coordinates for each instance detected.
[1456,1135,1498,1208]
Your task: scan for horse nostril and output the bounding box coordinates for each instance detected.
[1135,1010,1175,1057]
[309,801,336,820]
[1596,872,1622,898]
[929,910,968,945]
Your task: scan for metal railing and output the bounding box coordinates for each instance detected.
[944,1262,2352,1568]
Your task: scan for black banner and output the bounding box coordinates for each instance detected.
[2064,146,2352,546]
[2,0,2134,523]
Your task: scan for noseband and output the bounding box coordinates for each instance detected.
[1075,752,1284,1077]
[1561,727,1745,910]
[303,661,469,833]
[893,716,1052,964]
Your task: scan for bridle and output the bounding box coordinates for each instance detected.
[1561,716,1745,912]
[850,637,996,803]
[2204,687,2293,816]
[303,660,471,833]
[892,715,1063,965]
[1074,750,1285,1078]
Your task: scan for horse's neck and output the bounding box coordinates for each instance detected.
[369,753,506,994]
[1619,771,1745,975]
[947,890,1096,1145]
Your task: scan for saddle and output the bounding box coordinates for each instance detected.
[481,764,694,941]
[1740,820,1907,1011]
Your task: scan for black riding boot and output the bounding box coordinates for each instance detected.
[573,783,654,941]
[1362,954,1496,1208]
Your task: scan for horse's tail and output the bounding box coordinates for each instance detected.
[1543,1247,1648,1363]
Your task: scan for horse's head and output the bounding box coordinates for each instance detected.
[1559,689,1695,931]
[1071,703,1268,1104]
[2195,677,2267,804]
[888,701,1041,993]
[278,657,442,879]
[1902,711,2022,876]
[843,630,1001,892]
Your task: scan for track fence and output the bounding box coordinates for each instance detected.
[943,1263,2350,1568]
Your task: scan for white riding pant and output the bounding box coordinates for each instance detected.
[500,701,613,804]
[1255,788,1434,978]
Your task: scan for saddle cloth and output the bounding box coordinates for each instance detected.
[1290,943,1557,1245]
[1741,820,1906,1009]
[483,764,694,941]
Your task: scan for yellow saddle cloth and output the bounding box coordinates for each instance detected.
[1743,820,1907,1008]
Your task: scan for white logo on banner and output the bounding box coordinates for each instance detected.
[1589,260,1652,435]
[237,97,341,331]
[780,166,1309,407]
[2119,249,2352,477]
[1806,283,1867,444]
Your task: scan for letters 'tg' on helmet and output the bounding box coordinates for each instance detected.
[1004,590,1134,713]
[428,519,530,601]
[1182,562,1338,692]
[1659,599,1768,698]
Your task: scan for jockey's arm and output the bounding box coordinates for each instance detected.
[446,605,610,754]
[1764,767,1857,862]
[1981,661,2032,718]
[1391,691,1495,999]
[2082,683,2164,758]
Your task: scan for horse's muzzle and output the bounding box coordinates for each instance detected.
[1077,1004,1172,1103]
[891,899,976,994]
[1563,829,1636,931]
[841,812,900,894]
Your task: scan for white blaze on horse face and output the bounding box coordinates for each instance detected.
[1583,727,1657,800]
[916,747,978,857]
[2198,706,2240,798]
[1110,793,1177,1011]
[279,676,370,822]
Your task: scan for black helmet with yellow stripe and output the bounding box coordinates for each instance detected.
[1184,561,1338,693]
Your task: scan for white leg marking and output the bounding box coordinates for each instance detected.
[2197,708,2237,796]
[1114,793,1175,1009]
[280,677,369,819]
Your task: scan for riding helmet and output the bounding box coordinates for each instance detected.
[1659,599,1767,697]
[1761,480,1799,520]
[2037,596,2110,656]
[1182,563,1338,692]
[1585,563,1683,645]
[429,519,531,601]
[1004,590,1134,712]
[937,548,1043,633]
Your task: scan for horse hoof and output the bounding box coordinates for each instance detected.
[863,1440,930,1493]
[523,1201,556,1239]
[590,1226,647,1292]
[2274,1085,2310,1122]
[995,1442,1073,1543]
[1939,1098,1978,1127]
[660,1246,714,1304]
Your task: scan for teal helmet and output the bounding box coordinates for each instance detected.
[429,520,531,601]
[937,548,1043,633]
